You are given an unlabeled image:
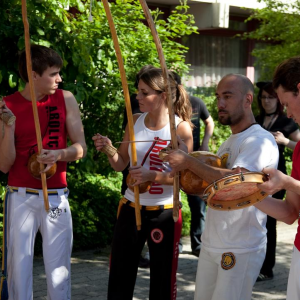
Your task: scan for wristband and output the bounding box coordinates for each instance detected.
[101,144,118,158]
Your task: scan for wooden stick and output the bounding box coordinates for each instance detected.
[21,0,49,212]
[138,0,180,222]
[116,139,172,144]
[102,0,141,230]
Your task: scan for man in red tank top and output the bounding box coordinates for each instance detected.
[0,45,87,300]
[253,56,300,300]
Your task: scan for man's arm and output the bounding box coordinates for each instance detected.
[165,133,276,183]
[61,90,87,160]
[199,115,214,151]
[164,149,246,183]
[0,102,16,173]
[258,167,300,196]
[255,190,300,225]
[92,114,143,172]
[37,90,87,170]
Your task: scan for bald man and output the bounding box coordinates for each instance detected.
[164,74,279,300]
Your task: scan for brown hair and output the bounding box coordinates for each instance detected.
[273,56,300,94]
[256,82,283,117]
[134,65,155,89]
[19,44,63,82]
[138,67,193,127]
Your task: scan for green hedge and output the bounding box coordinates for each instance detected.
[0,0,198,252]
[67,167,122,250]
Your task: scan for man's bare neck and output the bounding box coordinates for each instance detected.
[20,85,46,101]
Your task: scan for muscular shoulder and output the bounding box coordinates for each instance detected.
[62,90,79,110]
[62,90,76,102]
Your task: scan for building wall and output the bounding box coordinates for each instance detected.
[148,0,264,87]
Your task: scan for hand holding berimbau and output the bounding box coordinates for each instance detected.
[0,100,16,126]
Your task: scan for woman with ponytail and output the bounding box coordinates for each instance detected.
[93,66,193,299]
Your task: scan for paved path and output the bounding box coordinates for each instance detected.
[32,221,297,299]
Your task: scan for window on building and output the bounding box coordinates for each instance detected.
[183,32,248,88]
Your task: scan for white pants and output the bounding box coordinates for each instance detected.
[287,245,300,300]
[194,247,266,300]
[6,187,73,300]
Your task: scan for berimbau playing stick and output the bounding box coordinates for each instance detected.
[21,0,50,212]
[102,0,142,230]
[138,0,180,222]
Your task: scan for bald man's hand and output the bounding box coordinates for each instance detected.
[163,149,192,177]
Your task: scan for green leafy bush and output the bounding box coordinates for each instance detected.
[241,0,300,79]
[180,191,191,236]
[0,0,198,248]
[67,168,122,249]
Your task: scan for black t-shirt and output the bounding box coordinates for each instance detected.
[255,114,299,174]
[189,96,210,151]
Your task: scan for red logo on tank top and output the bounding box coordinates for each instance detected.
[151,228,164,243]
[149,139,167,195]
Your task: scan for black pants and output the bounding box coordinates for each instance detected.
[260,215,277,277]
[187,194,206,251]
[107,202,182,300]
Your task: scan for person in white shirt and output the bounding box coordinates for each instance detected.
[93,67,193,300]
[163,74,279,300]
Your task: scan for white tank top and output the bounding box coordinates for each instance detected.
[124,113,180,206]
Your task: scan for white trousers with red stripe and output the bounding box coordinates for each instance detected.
[6,187,73,300]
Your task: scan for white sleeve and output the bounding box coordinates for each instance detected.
[232,135,279,172]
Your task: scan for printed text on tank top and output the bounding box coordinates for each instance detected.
[148,139,168,195]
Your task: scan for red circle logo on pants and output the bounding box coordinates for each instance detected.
[151,228,164,243]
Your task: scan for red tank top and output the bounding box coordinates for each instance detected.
[291,142,300,251]
[4,90,67,188]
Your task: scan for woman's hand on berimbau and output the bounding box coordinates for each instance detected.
[129,165,155,185]
[92,133,112,152]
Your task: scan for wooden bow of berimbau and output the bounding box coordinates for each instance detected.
[21,0,50,211]
[101,0,142,230]
[138,0,180,222]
